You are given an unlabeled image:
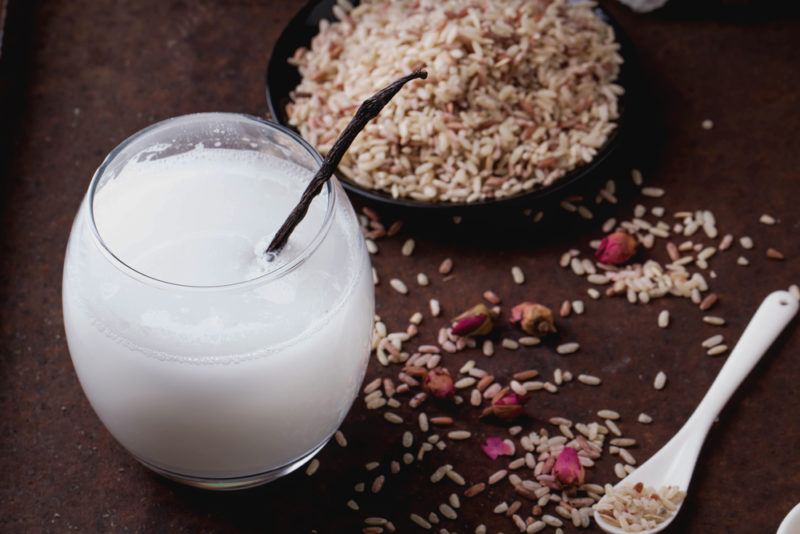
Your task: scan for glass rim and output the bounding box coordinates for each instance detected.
[85,112,335,291]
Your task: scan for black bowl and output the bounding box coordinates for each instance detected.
[266,0,640,216]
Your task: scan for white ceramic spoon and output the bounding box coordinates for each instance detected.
[777,503,800,534]
[594,290,798,534]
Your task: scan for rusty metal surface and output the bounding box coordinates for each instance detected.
[0,1,798,532]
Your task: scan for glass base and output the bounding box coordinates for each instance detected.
[134,439,329,491]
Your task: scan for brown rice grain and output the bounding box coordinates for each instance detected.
[449,493,461,509]
[514,370,539,381]
[494,502,509,514]
[439,503,457,520]
[541,514,563,527]
[556,342,580,355]
[430,464,452,483]
[446,468,466,487]
[509,457,526,470]
[790,284,800,300]
[305,458,320,476]
[578,374,601,386]
[701,334,724,348]
[465,482,486,498]
[618,448,636,465]
[512,266,526,285]
[454,377,476,389]
[641,187,665,198]
[409,513,431,530]
[606,419,622,436]
[418,412,429,432]
[653,371,667,390]
[488,469,508,485]
[401,239,415,256]
[438,258,453,275]
[699,293,718,310]
[767,248,785,260]
[483,290,501,305]
[707,344,728,356]
[384,412,403,424]
[389,278,407,295]
[597,409,620,420]
[614,462,627,479]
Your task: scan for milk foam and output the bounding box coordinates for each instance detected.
[93,148,326,286]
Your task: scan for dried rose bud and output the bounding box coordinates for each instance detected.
[495,391,523,406]
[481,389,527,421]
[451,303,494,337]
[553,447,585,487]
[510,302,556,336]
[481,436,515,460]
[423,367,454,398]
[595,230,638,265]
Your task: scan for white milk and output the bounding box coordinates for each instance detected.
[63,148,373,482]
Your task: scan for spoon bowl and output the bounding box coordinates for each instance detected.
[777,503,800,534]
[594,290,798,533]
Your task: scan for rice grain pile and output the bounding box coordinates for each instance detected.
[287,0,623,203]
[594,482,686,532]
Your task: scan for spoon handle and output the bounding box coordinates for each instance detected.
[688,290,798,430]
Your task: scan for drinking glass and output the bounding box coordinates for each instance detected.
[62,113,374,489]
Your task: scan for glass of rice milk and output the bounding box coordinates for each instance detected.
[62,113,374,489]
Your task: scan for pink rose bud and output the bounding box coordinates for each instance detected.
[480,388,527,421]
[423,367,454,398]
[595,231,638,265]
[481,436,515,460]
[495,392,523,406]
[553,447,585,486]
[451,303,494,337]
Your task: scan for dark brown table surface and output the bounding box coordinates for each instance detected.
[1,1,798,533]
